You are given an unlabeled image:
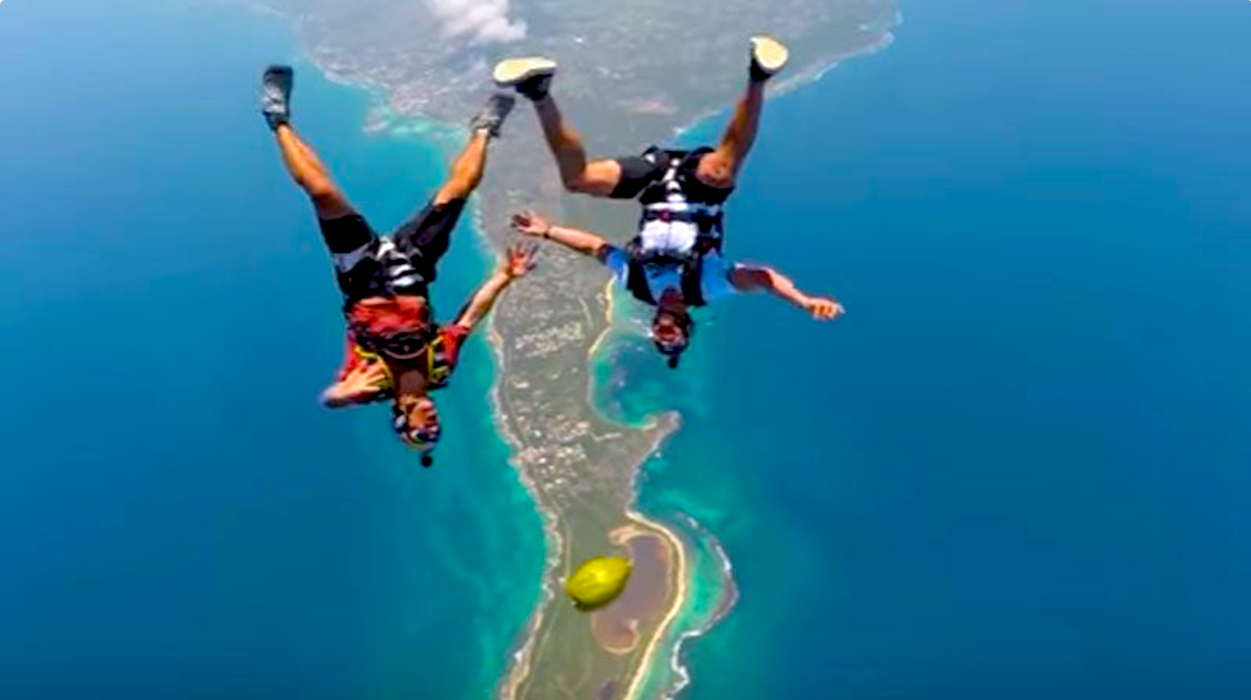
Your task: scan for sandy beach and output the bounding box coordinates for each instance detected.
[615,514,690,700]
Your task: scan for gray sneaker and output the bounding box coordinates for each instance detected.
[261,65,293,130]
[493,57,557,101]
[469,93,516,137]
[749,36,789,81]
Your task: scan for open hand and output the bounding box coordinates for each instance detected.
[502,241,539,278]
[321,361,391,408]
[511,210,551,238]
[805,297,845,321]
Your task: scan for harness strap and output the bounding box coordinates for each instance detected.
[350,333,453,392]
[625,146,728,308]
[426,335,453,389]
[642,207,723,224]
[681,255,707,307]
[625,260,656,305]
[623,238,711,308]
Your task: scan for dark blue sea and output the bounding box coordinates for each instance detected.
[2,0,1249,699]
[630,1,1251,698]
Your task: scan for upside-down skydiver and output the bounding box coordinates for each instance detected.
[494,37,844,368]
[261,65,536,465]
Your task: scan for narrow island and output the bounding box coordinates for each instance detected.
[235,0,900,696]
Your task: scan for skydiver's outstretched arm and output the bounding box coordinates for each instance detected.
[453,243,539,331]
[729,265,845,321]
[511,210,611,259]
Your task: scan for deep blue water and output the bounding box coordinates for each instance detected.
[626,1,1251,698]
[0,1,541,698]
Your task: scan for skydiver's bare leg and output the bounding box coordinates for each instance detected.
[274,124,353,219]
[434,130,490,206]
[530,95,624,197]
[494,57,623,196]
[431,92,516,205]
[697,77,766,189]
[698,35,787,187]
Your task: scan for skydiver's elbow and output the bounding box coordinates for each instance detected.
[563,172,596,194]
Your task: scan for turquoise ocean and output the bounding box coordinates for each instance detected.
[3,1,1251,699]
[0,1,541,698]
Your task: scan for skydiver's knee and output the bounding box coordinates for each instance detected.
[307,178,345,205]
[560,172,583,192]
[311,189,351,219]
[696,157,736,190]
[305,177,340,201]
[435,179,474,206]
[563,171,600,194]
[703,171,735,190]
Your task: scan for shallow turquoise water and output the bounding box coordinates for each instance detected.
[0,1,542,698]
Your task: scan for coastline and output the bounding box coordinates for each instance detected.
[627,28,903,694]
[494,369,684,699]
[487,318,563,700]
[356,39,888,696]
[29,1,1251,698]
[579,272,728,700]
[495,258,689,698]
[656,517,741,700]
[672,27,900,141]
[582,284,693,700]
[248,4,902,695]
[616,511,690,700]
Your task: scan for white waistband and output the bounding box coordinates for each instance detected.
[644,202,722,213]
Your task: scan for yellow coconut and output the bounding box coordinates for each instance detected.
[565,556,632,611]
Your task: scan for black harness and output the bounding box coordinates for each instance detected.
[347,311,456,396]
[624,242,710,307]
[624,147,733,307]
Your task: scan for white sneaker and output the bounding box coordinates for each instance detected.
[493,57,558,101]
[750,36,789,79]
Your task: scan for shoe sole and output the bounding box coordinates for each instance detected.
[263,65,293,100]
[493,57,557,87]
[750,36,789,75]
[264,65,293,84]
